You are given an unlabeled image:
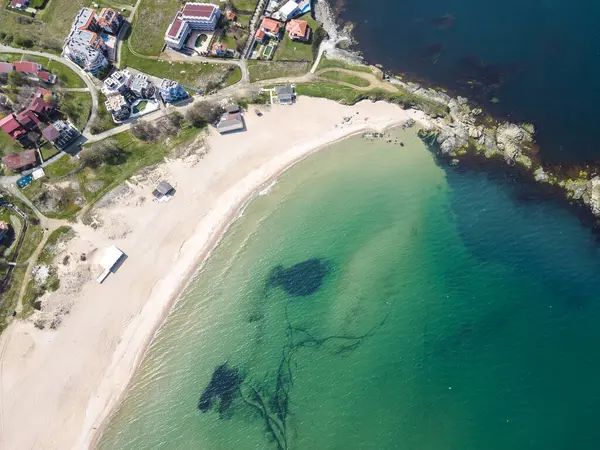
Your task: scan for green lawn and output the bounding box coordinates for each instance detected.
[247,60,309,82]
[295,82,449,116]
[43,153,80,177]
[22,55,86,88]
[319,70,371,88]
[0,53,23,63]
[121,39,231,90]
[274,13,319,62]
[224,66,242,86]
[40,143,59,160]
[133,100,148,114]
[59,91,91,130]
[16,221,43,263]
[0,127,23,156]
[90,92,118,134]
[316,56,373,74]
[0,0,88,54]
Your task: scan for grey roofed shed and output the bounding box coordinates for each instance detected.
[217,112,245,134]
[154,180,174,196]
[274,85,295,104]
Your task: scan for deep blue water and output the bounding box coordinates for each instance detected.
[337,0,600,164]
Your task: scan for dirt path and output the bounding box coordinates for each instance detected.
[315,68,397,92]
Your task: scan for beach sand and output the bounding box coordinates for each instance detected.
[0,97,428,450]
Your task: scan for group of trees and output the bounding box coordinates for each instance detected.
[185,101,225,127]
[79,139,127,168]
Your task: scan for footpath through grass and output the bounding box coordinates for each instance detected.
[319,70,371,88]
[317,56,373,74]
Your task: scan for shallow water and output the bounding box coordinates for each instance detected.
[338,0,600,164]
[99,128,600,449]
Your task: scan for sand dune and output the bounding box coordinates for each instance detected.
[0,97,428,450]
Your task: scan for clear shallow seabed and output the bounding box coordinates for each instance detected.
[99,128,600,450]
[338,0,600,163]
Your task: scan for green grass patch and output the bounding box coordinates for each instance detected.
[59,91,91,130]
[274,13,318,62]
[16,221,43,263]
[317,56,373,73]
[295,82,449,116]
[0,126,22,156]
[133,100,148,114]
[121,39,230,90]
[247,60,309,82]
[40,143,59,161]
[90,92,118,134]
[43,153,80,178]
[224,66,242,86]
[319,70,371,87]
[0,53,23,63]
[38,225,73,265]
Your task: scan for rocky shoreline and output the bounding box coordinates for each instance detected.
[316,0,600,225]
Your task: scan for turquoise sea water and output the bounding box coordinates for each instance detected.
[99,128,600,449]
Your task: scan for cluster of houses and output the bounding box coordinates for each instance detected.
[63,7,123,75]
[102,69,188,122]
[0,89,80,171]
[0,61,56,84]
[254,0,312,56]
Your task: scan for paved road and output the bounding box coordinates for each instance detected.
[0,45,99,136]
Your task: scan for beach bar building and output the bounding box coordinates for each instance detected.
[96,245,125,283]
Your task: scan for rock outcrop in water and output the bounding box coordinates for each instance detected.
[198,363,243,417]
[268,259,331,297]
[391,78,600,222]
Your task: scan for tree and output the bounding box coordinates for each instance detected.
[185,101,224,127]
[131,122,160,142]
[79,139,126,168]
[43,92,57,106]
[167,111,184,128]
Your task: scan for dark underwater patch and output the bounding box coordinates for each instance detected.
[268,259,331,297]
[198,363,243,417]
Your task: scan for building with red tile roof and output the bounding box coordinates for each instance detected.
[9,0,29,9]
[13,61,41,75]
[259,17,282,37]
[287,19,310,42]
[165,3,221,50]
[0,114,24,140]
[2,150,37,171]
[255,28,266,43]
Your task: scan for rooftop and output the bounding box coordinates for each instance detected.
[0,62,14,74]
[42,123,61,141]
[181,3,218,19]
[0,115,21,134]
[13,61,40,74]
[2,150,37,170]
[260,17,282,34]
[287,19,309,39]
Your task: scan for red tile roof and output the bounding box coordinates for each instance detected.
[255,29,266,41]
[2,150,37,170]
[167,13,184,38]
[0,62,14,74]
[182,3,217,18]
[260,18,282,34]
[38,71,52,82]
[42,124,60,142]
[13,61,40,74]
[28,97,52,114]
[0,114,22,136]
[16,109,40,126]
[287,19,310,40]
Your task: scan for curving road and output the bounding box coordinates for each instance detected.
[0,45,99,136]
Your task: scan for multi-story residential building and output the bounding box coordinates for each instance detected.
[63,8,110,75]
[104,94,130,122]
[131,73,155,98]
[101,69,132,96]
[165,3,221,50]
[97,8,123,34]
[159,79,188,103]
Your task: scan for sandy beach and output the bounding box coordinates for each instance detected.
[0,97,428,450]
